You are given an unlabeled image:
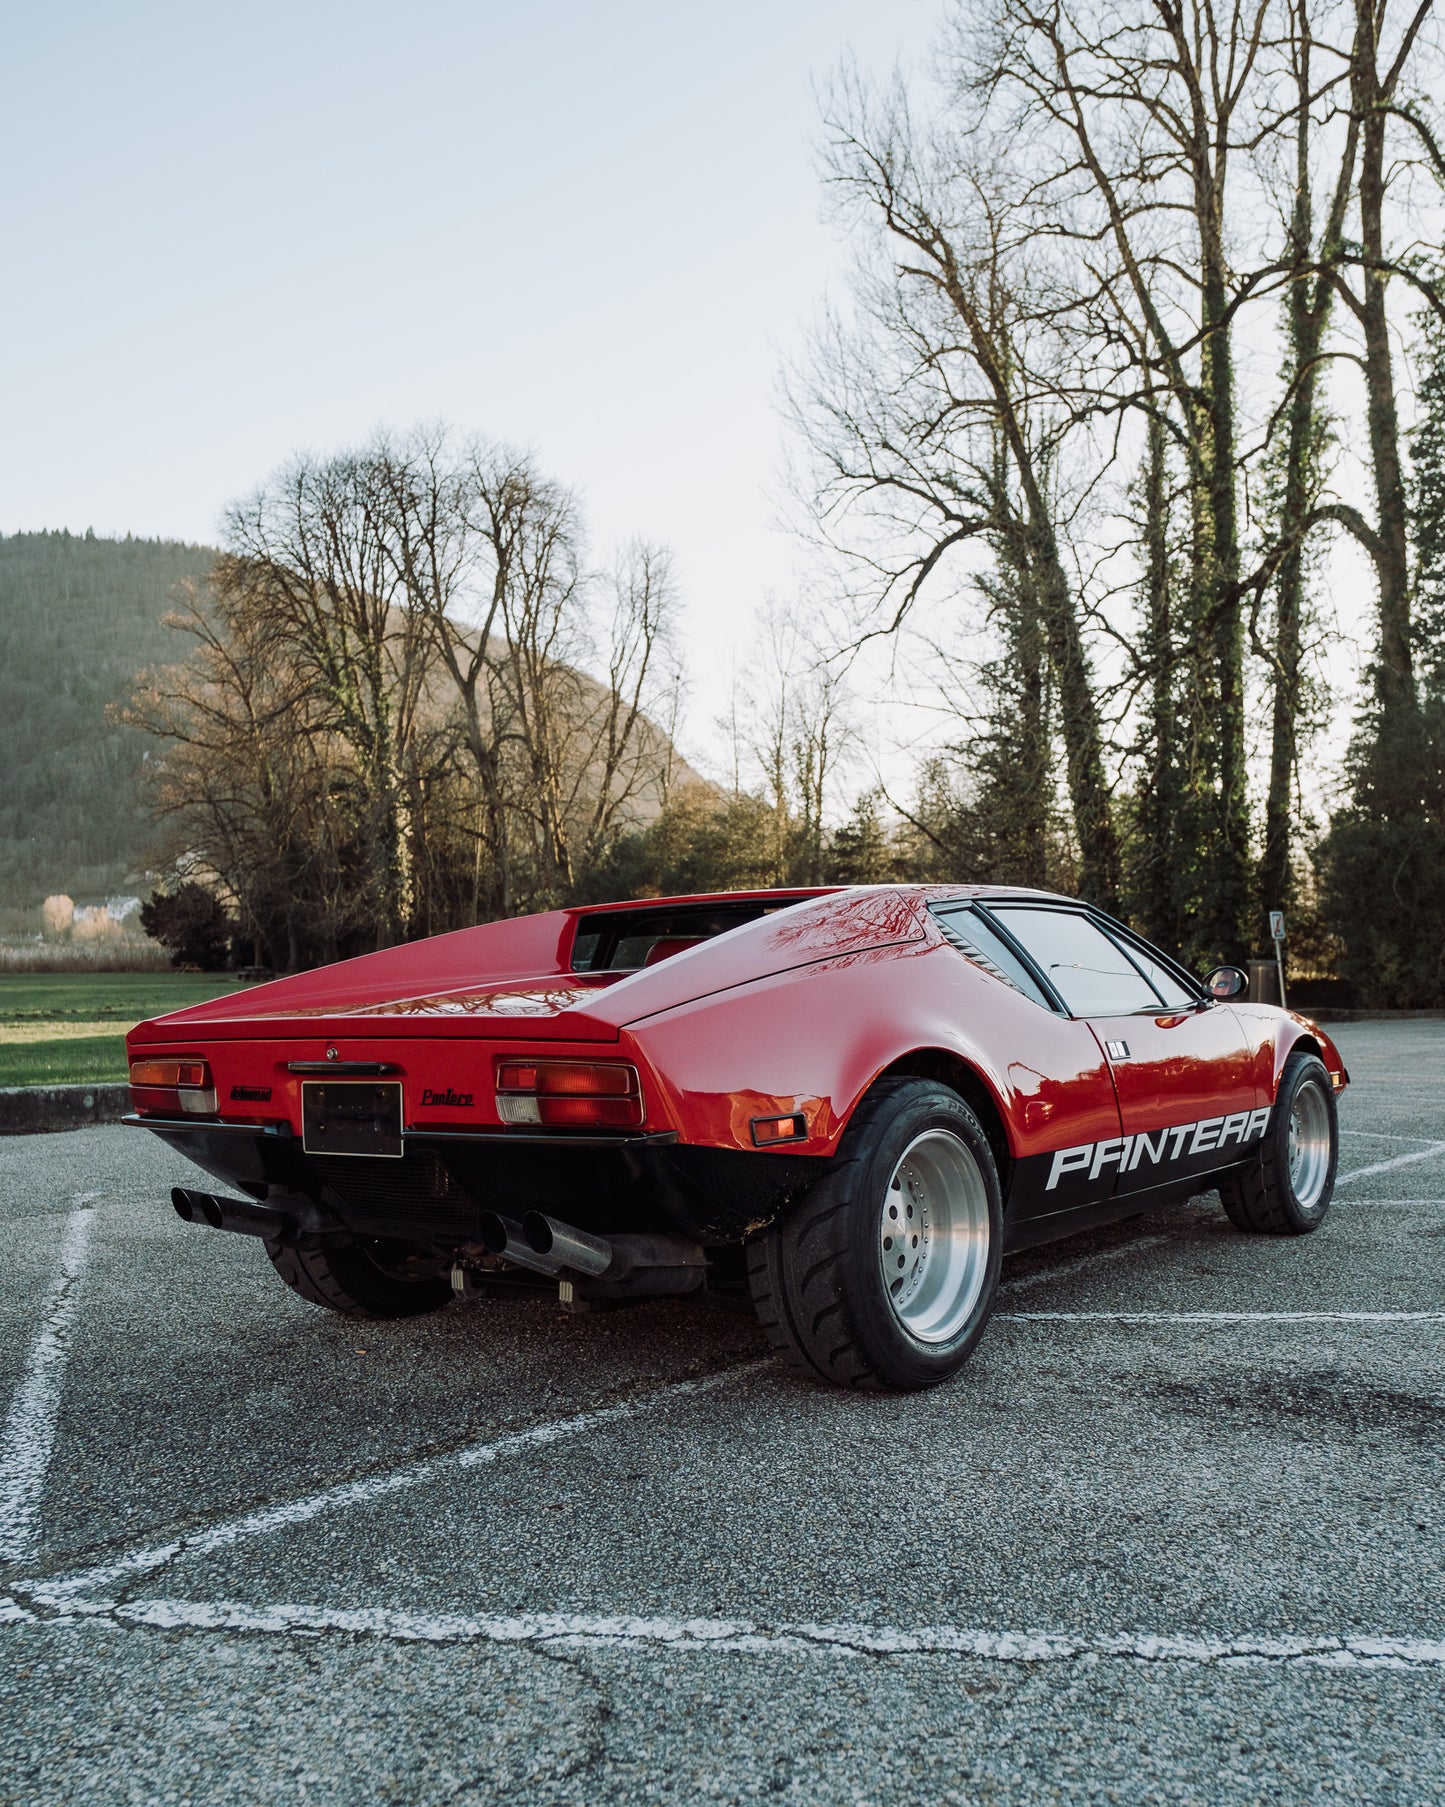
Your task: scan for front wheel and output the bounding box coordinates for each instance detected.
[1219,1051,1338,1235]
[748,1078,1002,1390]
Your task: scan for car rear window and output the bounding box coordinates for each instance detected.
[930,906,1054,1009]
[570,899,811,972]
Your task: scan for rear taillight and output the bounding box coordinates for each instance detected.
[495,1059,643,1129]
[129,1056,217,1115]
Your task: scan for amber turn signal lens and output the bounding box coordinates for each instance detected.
[128,1054,218,1117]
[129,1058,212,1090]
[751,1112,807,1146]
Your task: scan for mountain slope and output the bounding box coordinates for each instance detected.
[0,530,704,912]
[0,530,217,904]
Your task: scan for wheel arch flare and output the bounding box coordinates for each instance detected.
[874,1048,1014,1197]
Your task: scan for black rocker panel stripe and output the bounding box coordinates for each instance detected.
[1009,1106,1272,1218]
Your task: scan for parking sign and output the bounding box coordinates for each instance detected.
[1269,910,1285,941]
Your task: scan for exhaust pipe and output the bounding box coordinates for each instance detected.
[522,1212,613,1276]
[477,1210,566,1277]
[172,1187,296,1242]
[522,1213,707,1298]
[477,1207,707,1297]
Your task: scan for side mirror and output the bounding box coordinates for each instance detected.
[1203,965,1248,1000]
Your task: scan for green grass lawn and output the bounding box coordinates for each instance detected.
[0,973,245,1088]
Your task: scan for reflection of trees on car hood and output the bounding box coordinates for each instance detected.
[762,888,923,955]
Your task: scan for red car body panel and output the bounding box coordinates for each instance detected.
[623,933,1123,1160]
[126,885,1347,1252]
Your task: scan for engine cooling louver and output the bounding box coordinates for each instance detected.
[309,1153,480,1237]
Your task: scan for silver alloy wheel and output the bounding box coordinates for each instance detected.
[877,1129,991,1343]
[1287,1078,1333,1210]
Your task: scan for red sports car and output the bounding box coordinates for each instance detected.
[126,885,1347,1389]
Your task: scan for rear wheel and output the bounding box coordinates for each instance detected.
[1219,1051,1338,1235]
[748,1078,1001,1390]
[268,1239,454,1319]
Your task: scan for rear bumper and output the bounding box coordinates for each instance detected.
[121,1114,679,1149]
[127,1117,823,1247]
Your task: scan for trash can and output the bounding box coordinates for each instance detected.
[1246,959,1281,1005]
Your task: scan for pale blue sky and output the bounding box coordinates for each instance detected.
[2,1,936,774]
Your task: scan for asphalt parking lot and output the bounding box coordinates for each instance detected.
[1,1020,1443,1806]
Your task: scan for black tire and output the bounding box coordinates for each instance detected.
[1219,1050,1338,1235]
[267,1239,454,1319]
[748,1078,1002,1391]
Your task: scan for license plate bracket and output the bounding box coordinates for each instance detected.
[302,1081,404,1158]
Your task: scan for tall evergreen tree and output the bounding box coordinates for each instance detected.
[901,512,1073,891]
[1412,309,1445,694]
[1124,417,1188,951]
[1258,8,1353,941]
[826,789,897,884]
[1318,307,1445,1005]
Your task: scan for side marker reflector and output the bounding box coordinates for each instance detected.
[751,1112,807,1147]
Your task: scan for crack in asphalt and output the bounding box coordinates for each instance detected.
[498,1642,614,1801]
[5,1591,1444,1671]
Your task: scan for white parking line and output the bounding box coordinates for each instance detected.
[1001,1234,1174,1294]
[20,1359,770,1611]
[1001,1310,1445,1324]
[1336,1143,1445,1185]
[8,1593,1442,1669]
[0,1196,99,1565]
[1340,1130,1442,1143]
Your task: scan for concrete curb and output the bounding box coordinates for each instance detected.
[0,1084,130,1135]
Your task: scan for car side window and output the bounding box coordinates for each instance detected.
[987,907,1162,1016]
[1102,931,1197,1009]
[930,906,1054,1010]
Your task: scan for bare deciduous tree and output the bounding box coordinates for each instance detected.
[222,455,433,947]
[789,75,1121,903]
[126,430,685,962]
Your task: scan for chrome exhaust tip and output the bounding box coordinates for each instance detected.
[172,1187,223,1229]
[171,1186,294,1241]
[521,1212,614,1277]
[477,1210,566,1276]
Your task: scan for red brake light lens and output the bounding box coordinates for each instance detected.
[525,1094,641,1127]
[495,1060,643,1128]
[496,1061,636,1097]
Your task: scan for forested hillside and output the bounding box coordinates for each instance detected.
[0,531,216,903]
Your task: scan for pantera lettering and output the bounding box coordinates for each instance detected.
[421,1087,474,1108]
[1045,1107,1272,1190]
[229,1085,272,1102]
